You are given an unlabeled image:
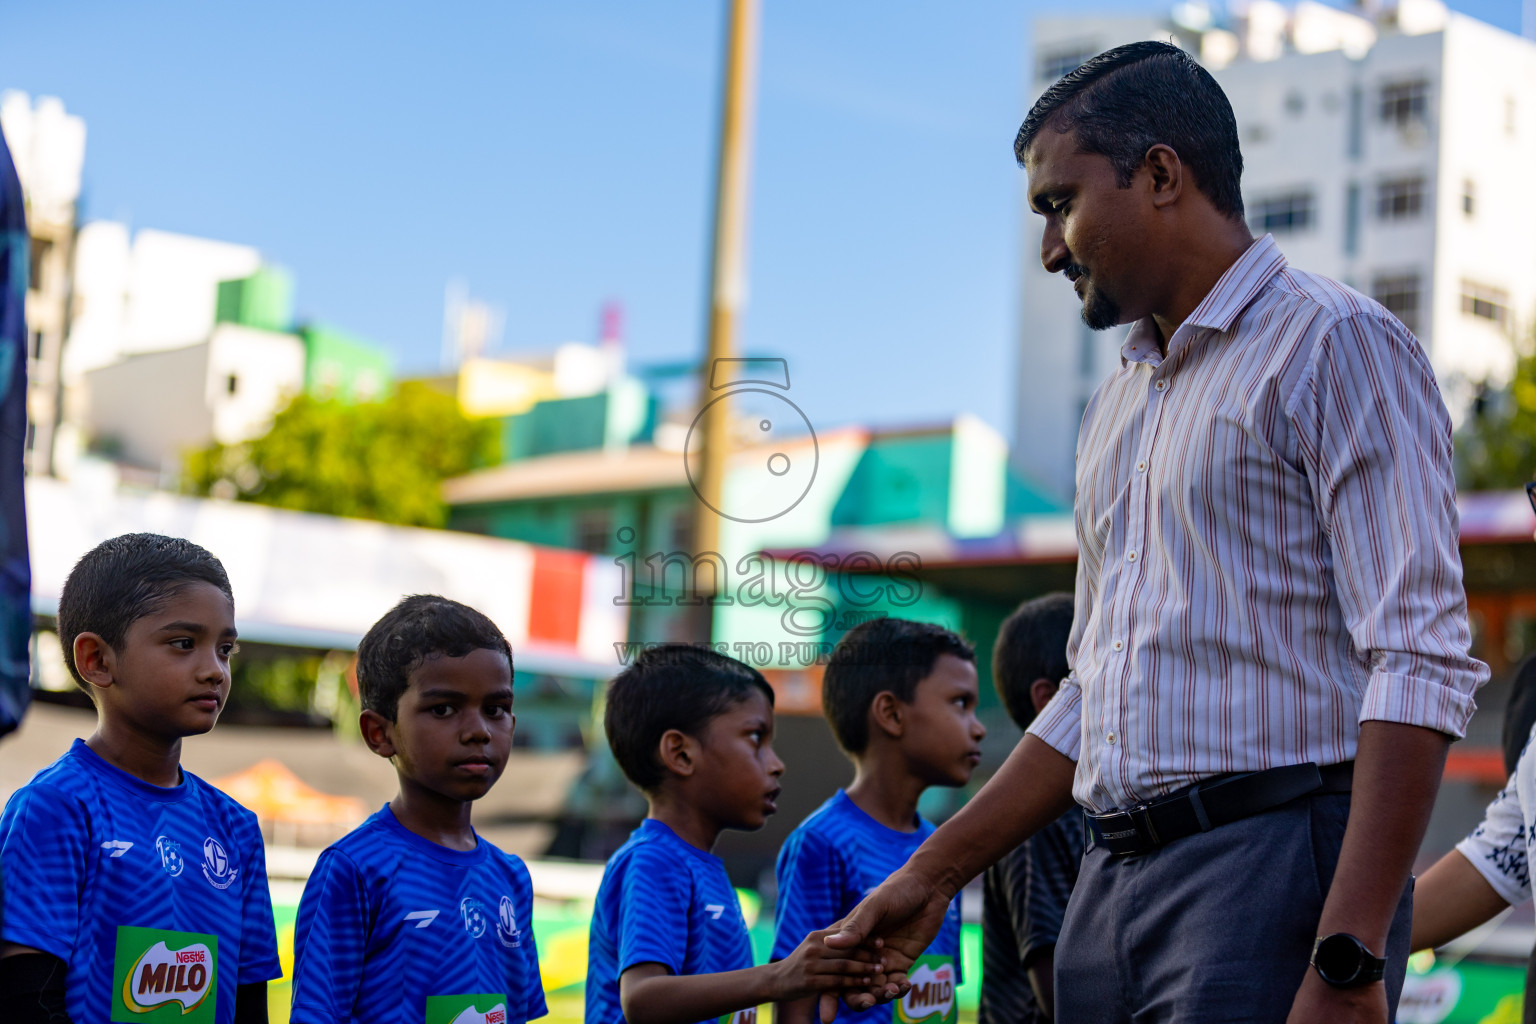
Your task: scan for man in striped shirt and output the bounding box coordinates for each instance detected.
[825,40,1488,1024]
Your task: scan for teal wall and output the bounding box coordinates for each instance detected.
[301,324,394,402]
[215,266,295,334]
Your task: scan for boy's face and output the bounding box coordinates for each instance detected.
[692,689,784,831]
[899,653,986,787]
[85,581,237,740]
[374,647,515,804]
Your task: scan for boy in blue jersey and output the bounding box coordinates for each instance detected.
[587,643,884,1024]
[290,595,545,1024]
[0,533,281,1024]
[773,618,986,1024]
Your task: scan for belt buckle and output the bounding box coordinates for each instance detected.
[1093,810,1142,847]
[1129,802,1161,846]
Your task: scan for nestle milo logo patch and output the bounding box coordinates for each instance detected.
[424,993,509,1024]
[111,926,218,1022]
[895,956,956,1024]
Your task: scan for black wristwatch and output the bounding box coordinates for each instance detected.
[1310,933,1386,987]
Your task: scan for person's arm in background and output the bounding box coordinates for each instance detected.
[1411,852,1512,952]
[1414,758,1532,952]
[1284,314,1488,1024]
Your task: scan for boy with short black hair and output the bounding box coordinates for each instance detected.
[588,643,880,1024]
[290,594,545,1024]
[0,532,281,1024]
[772,617,986,1024]
[979,593,1082,1024]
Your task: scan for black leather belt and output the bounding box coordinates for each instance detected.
[1086,761,1354,857]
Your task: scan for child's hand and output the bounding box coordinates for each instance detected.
[771,927,887,1002]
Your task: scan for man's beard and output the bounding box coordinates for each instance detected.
[1080,280,1121,331]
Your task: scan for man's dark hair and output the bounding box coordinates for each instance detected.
[1015,40,1244,219]
[993,593,1074,732]
[603,644,774,792]
[822,617,975,755]
[356,594,514,722]
[58,533,233,691]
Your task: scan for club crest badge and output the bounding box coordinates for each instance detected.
[200,836,238,890]
[155,835,184,877]
[460,897,489,938]
[495,895,521,948]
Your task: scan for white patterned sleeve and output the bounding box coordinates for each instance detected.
[1456,767,1531,907]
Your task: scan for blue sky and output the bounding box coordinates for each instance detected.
[3,1,1526,440]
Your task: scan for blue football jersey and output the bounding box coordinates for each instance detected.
[586,818,755,1024]
[290,804,547,1024]
[772,791,963,1024]
[0,738,281,1024]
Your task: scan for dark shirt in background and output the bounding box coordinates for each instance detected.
[978,808,1084,1024]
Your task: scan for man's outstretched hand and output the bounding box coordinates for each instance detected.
[815,865,957,1021]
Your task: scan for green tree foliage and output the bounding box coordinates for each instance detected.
[1455,347,1536,492]
[183,382,500,527]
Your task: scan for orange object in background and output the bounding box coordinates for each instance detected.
[212,758,367,828]
[1443,747,1510,787]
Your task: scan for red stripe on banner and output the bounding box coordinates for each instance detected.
[528,547,586,648]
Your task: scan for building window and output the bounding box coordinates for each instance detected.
[1461,179,1475,217]
[575,509,611,553]
[1344,183,1361,256]
[1375,176,1425,220]
[1284,91,1305,116]
[1037,46,1094,84]
[27,238,49,293]
[1461,281,1511,328]
[670,510,692,550]
[226,374,239,395]
[1347,86,1363,160]
[1250,191,1314,234]
[1379,80,1429,128]
[1371,273,1421,334]
[29,331,44,361]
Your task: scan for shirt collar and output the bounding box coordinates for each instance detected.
[1119,234,1288,366]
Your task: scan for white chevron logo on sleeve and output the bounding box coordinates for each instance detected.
[100,840,134,858]
[404,910,439,928]
[704,904,725,919]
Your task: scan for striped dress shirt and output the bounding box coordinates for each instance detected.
[1026,234,1489,814]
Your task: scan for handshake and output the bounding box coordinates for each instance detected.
[773,870,952,1024]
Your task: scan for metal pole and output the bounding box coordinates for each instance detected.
[694,0,760,568]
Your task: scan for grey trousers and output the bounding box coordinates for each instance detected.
[1054,793,1412,1024]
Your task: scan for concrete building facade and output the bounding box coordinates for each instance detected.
[0,92,85,477]
[1015,0,1536,500]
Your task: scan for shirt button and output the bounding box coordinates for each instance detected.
[1127,550,1138,563]
[1136,460,1147,473]
[1107,732,1118,744]
[1154,380,1168,392]
[1112,639,1124,652]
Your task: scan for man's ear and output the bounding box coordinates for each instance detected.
[1029,677,1060,716]
[870,691,905,741]
[1144,143,1184,209]
[72,632,116,694]
[360,710,397,759]
[658,729,699,778]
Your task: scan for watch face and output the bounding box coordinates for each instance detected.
[1314,934,1366,985]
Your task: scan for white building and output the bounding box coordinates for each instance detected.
[1,92,85,476]
[1015,0,1536,500]
[82,324,305,474]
